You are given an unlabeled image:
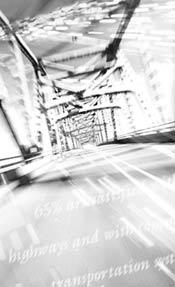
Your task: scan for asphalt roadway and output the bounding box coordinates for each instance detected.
[0,143,175,287]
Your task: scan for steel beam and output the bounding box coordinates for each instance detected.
[56,104,121,122]
[0,11,46,75]
[45,44,107,63]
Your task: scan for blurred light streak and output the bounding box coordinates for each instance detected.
[110,156,175,192]
[97,153,175,218]
[77,187,95,205]
[166,1,175,6]
[88,31,104,35]
[78,3,88,8]
[65,19,79,26]
[55,26,68,31]
[123,34,138,40]
[26,224,40,245]
[43,26,53,31]
[72,186,95,207]
[100,18,116,24]
[131,16,151,23]
[144,207,175,233]
[135,7,150,12]
[98,178,117,196]
[155,5,171,11]
[139,35,162,41]
[120,217,154,247]
[47,31,60,36]
[68,32,83,37]
[72,189,90,207]
[150,145,175,160]
[155,41,175,48]
[111,14,124,18]
[101,175,121,191]
[143,3,159,8]
[78,21,91,26]
[129,208,175,251]
[157,262,175,282]
[85,178,102,194]
[151,30,175,36]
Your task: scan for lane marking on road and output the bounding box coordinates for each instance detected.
[110,155,174,192]
[72,189,91,206]
[101,155,175,218]
[98,178,118,196]
[85,177,102,194]
[26,224,40,245]
[144,207,175,233]
[157,262,175,282]
[77,187,95,205]
[150,145,175,160]
[120,217,154,248]
[101,176,121,194]
[94,147,174,192]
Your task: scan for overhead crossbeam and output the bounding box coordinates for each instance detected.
[83,61,123,96]
[43,60,77,74]
[44,85,132,110]
[44,96,76,109]
[56,104,121,122]
[45,44,107,63]
[48,62,115,80]
[68,123,104,134]
[71,114,95,125]
[75,131,100,137]
[84,86,133,98]
[39,76,83,94]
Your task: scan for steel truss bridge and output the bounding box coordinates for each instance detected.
[0,0,174,158]
[0,1,175,286]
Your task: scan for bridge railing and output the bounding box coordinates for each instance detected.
[0,148,61,185]
[117,121,175,139]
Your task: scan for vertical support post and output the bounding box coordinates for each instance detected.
[109,94,117,140]
[0,100,26,158]
[139,46,166,123]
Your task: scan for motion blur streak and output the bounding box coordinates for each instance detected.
[0,0,175,286]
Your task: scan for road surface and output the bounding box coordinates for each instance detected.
[0,143,175,287]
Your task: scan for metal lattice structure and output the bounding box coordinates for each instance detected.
[0,0,174,155]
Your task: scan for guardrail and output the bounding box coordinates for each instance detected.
[0,148,61,185]
[117,121,175,140]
